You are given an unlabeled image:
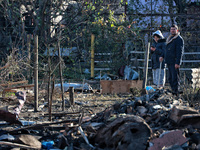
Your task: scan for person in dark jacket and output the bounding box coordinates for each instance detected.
[150,30,166,88]
[162,24,184,95]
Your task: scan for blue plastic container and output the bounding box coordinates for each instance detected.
[42,141,54,150]
[146,86,155,91]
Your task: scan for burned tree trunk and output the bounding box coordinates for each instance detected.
[94,115,152,150]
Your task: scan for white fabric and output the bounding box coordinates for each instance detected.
[152,30,164,39]
[152,69,166,86]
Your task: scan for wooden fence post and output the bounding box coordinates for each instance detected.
[27,34,31,81]
[57,28,65,111]
[49,77,55,121]
[34,34,38,112]
[142,42,150,94]
[69,87,74,106]
[91,34,95,78]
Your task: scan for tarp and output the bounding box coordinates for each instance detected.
[55,83,92,92]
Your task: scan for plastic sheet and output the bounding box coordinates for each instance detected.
[124,65,139,80]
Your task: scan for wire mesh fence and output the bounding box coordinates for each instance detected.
[0,1,199,90]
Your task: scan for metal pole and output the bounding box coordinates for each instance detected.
[157,62,162,89]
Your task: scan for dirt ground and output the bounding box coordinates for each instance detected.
[0,86,132,123]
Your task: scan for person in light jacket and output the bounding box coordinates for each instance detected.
[150,30,166,88]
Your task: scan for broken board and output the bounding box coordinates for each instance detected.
[100,80,142,94]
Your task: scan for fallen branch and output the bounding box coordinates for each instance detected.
[43,111,81,117]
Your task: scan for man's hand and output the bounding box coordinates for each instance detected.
[150,46,156,51]
[159,57,163,62]
[175,64,180,69]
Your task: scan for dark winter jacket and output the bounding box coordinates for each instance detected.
[151,39,166,69]
[165,33,184,65]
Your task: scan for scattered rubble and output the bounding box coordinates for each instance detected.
[170,105,198,123]
[0,88,200,150]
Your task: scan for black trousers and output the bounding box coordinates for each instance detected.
[167,64,180,92]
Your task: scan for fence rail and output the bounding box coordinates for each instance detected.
[94,50,200,71]
[130,50,200,70]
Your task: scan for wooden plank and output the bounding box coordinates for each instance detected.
[100,80,143,94]
[2,84,34,97]
[0,80,28,87]
[3,84,34,90]
[8,119,79,134]
[100,80,112,93]
[2,89,17,93]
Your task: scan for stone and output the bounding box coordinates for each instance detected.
[169,106,198,123]
[148,130,188,150]
[15,134,41,149]
[162,145,183,150]
[191,133,200,145]
[191,143,197,149]
[179,114,200,128]
[196,144,200,150]
[137,106,148,115]
[126,106,133,114]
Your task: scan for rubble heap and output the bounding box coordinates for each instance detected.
[0,89,200,150]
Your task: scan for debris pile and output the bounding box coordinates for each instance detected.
[0,89,200,150]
